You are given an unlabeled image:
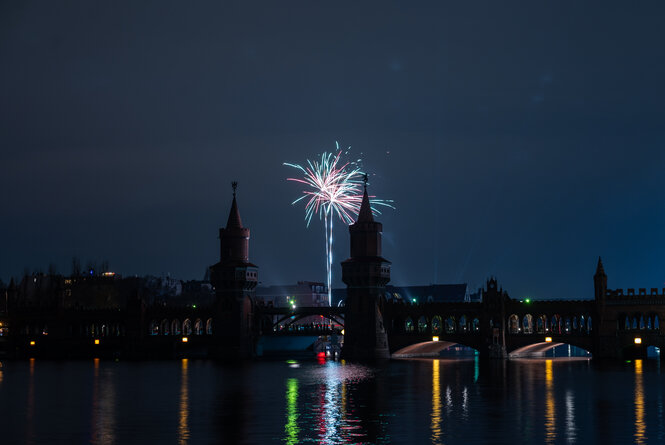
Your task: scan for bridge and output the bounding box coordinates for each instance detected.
[4,184,665,361]
[164,182,665,360]
[253,262,665,360]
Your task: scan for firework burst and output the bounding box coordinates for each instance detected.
[284,143,393,306]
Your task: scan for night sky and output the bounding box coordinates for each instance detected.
[2,1,665,299]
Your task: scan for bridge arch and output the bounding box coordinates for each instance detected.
[619,312,660,331]
[523,314,533,334]
[391,339,481,358]
[508,340,593,358]
[194,319,203,335]
[431,315,442,334]
[171,319,181,335]
[458,315,468,333]
[183,318,192,336]
[444,316,456,334]
[508,314,520,334]
[392,341,459,357]
[417,316,428,333]
[160,318,170,335]
[550,314,561,334]
[271,312,344,331]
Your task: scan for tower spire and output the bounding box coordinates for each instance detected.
[594,256,607,301]
[595,256,606,276]
[226,181,243,229]
[357,173,374,223]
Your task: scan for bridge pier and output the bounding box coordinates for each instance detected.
[487,344,507,359]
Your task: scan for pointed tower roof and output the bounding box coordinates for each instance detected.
[226,181,243,229]
[356,175,374,223]
[595,256,605,275]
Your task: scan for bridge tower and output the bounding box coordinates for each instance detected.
[341,179,391,359]
[209,182,258,359]
[482,277,508,358]
[593,257,611,356]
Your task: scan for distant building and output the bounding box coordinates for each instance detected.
[256,281,330,329]
[256,281,328,308]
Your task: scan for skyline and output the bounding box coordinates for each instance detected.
[2,2,665,298]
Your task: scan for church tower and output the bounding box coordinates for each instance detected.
[209,182,258,358]
[341,178,391,359]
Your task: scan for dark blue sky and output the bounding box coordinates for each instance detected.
[1,1,664,299]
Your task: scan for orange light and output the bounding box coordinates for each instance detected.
[634,337,642,344]
[545,337,552,343]
[94,339,100,345]
[432,336,439,342]
[182,337,188,343]
[29,340,35,346]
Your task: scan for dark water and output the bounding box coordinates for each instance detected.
[0,356,663,444]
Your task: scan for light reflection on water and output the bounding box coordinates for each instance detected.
[178,359,189,445]
[431,359,442,444]
[635,359,645,445]
[91,357,116,445]
[544,359,556,444]
[284,378,299,444]
[283,360,382,444]
[0,357,664,444]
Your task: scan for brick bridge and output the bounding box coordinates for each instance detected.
[257,260,665,360]
[253,184,665,360]
[5,185,665,361]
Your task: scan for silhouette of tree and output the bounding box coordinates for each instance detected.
[71,257,81,277]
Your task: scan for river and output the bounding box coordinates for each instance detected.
[0,355,662,444]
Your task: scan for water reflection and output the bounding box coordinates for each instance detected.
[178,359,190,445]
[8,357,665,444]
[431,360,442,444]
[91,358,116,445]
[282,360,385,444]
[544,359,556,444]
[473,355,479,382]
[285,378,299,445]
[564,390,576,442]
[26,358,35,445]
[634,359,645,445]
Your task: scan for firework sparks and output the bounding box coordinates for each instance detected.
[284,143,393,306]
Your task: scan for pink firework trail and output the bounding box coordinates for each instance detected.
[284,145,393,306]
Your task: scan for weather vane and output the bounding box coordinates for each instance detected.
[232,181,238,197]
[363,173,369,188]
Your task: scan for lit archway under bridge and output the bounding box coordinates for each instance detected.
[508,341,592,358]
[392,341,475,358]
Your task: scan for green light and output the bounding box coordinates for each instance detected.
[192,304,197,309]
[412,298,417,303]
[285,378,299,444]
[474,355,480,383]
[525,298,531,304]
